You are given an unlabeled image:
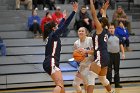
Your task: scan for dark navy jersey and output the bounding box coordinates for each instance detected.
[45,11,75,62]
[92,29,110,67]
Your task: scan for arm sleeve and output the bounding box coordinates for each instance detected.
[55,11,76,35]
[58,18,65,28]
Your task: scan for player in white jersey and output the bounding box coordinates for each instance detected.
[72,27,97,93]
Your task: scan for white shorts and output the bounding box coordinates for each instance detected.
[80,67,97,85]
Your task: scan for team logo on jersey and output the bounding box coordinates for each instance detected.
[104,34,108,42]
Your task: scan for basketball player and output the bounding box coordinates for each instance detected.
[89,0,114,93]
[73,27,97,93]
[42,2,78,93]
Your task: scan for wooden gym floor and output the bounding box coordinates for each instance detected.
[1,82,140,93]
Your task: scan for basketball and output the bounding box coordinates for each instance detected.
[73,49,86,62]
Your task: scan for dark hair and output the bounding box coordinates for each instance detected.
[81,5,86,9]
[43,21,56,41]
[118,21,126,26]
[32,9,36,15]
[100,17,109,28]
[109,23,116,28]
[46,11,50,16]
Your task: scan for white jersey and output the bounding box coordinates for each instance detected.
[74,37,94,72]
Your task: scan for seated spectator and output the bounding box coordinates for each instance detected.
[46,0,56,10]
[16,0,32,10]
[52,7,69,37]
[33,0,48,10]
[115,21,131,51]
[41,11,53,32]
[74,5,92,33]
[28,10,42,38]
[0,36,6,56]
[112,6,134,35]
[52,6,63,24]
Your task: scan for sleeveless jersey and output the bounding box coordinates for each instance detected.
[74,37,94,72]
[92,29,110,67]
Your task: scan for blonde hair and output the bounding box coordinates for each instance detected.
[78,27,89,36]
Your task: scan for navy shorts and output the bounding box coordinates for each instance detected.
[94,50,110,67]
[43,57,60,75]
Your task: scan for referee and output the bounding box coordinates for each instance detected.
[107,23,125,88]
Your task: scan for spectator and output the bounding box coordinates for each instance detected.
[28,10,42,38]
[74,5,92,33]
[33,0,48,10]
[107,23,125,88]
[52,6,70,37]
[46,0,56,10]
[41,11,53,32]
[0,36,6,56]
[16,0,32,10]
[52,6,63,24]
[115,21,131,51]
[112,6,134,35]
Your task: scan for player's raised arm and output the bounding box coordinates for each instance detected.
[55,2,78,35]
[90,0,102,34]
[102,0,109,18]
[90,0,109,34]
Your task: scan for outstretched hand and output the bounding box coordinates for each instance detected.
[72,2,78,12]
[90,0,94,4]
[63,10,67,19]
[102,0,110,10]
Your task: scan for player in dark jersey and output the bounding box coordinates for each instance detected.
[89,0,114,93]
[42,2,78,93]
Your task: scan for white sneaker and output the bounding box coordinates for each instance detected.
[44,7,48,11]
[35,7,38,10]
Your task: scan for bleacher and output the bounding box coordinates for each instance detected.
[0,0,140,90]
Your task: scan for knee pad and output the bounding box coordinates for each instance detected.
[98,76,109,86]
[73,76,82,92]
[86,71,97,85]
